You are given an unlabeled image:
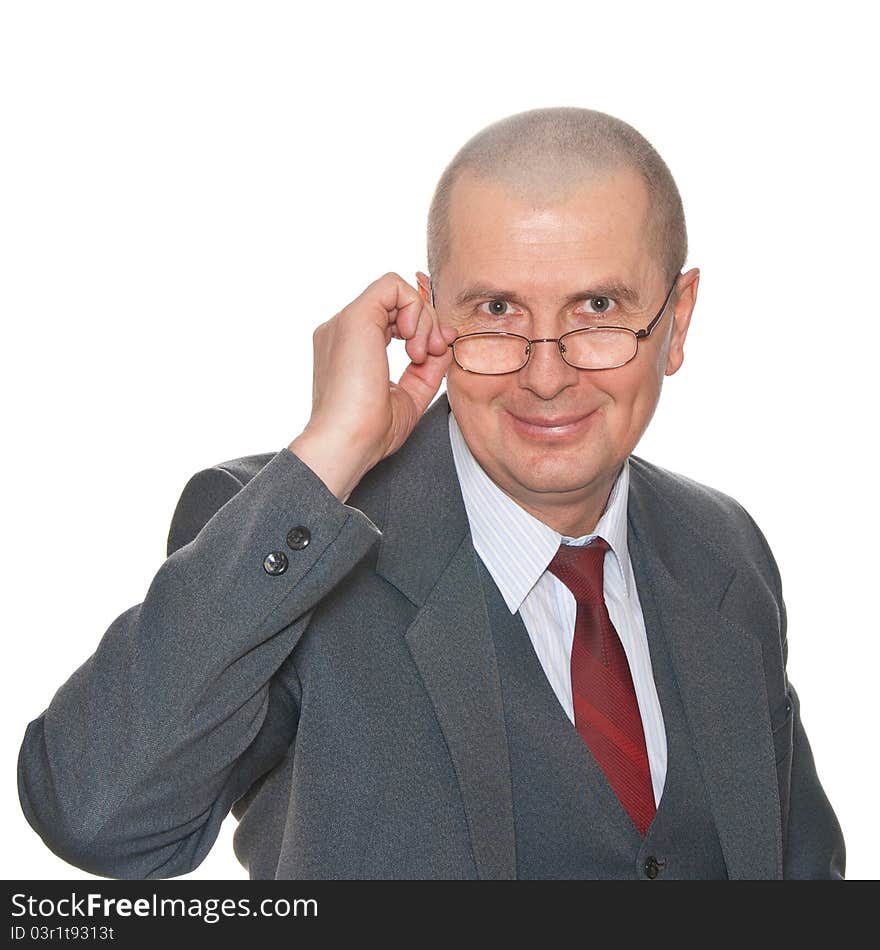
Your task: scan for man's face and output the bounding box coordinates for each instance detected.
[428,168,699,533]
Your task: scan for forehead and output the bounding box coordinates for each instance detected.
[444,168,658,292]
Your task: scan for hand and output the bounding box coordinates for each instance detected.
[288,271,458,501]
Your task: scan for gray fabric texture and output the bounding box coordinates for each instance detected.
[17,393,845,879]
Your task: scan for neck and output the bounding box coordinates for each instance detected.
[498,469,620,538]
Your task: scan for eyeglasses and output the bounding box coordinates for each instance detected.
[435,274,679,375]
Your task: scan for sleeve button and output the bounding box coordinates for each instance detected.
[287,526,311,550]
[263,551,289,575]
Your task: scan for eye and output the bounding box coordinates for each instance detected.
[478,299,515,317]
[584,296,615,315]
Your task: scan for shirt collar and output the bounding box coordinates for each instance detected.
[448,408,632,613]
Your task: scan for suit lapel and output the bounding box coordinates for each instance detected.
[368,394,782,879]
[627,464,783,879]
[404,539,518,879]
[374,394,517,880]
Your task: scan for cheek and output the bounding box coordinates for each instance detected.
[446,372,509,429]
[599,365,663,425]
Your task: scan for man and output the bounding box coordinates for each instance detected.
[18,107,844,879]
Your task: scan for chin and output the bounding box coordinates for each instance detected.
[504,460,606,498]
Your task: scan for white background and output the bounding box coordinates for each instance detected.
[2,1,876,880]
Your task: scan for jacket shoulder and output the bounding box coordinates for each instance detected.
[628,454,777,576]
[629,454,748,520]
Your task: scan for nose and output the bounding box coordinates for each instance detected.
[517,337,580,399]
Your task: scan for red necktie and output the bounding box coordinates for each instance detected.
[547,538,656,836]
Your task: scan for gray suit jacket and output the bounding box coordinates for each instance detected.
[18,393,845,879]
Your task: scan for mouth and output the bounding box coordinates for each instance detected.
[506,409,598,440]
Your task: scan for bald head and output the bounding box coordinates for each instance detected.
[426,107,687,288]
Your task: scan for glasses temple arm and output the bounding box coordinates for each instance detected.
[636,273,680,339]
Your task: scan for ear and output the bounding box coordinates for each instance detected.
[416,270,432,305]
[665,267,699,377]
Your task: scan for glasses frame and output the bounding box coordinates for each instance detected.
[435,273,680,375]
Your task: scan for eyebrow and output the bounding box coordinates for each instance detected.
[453,279,643,310]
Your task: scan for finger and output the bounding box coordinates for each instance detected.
[395,346,454,420]
[404,304,433,362]
[370,272,423,337]
[391,304,436,354]
[426,314,453,356]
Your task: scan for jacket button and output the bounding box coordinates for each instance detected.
[644,856,661,879]
[263,551,289,575]
[287,526,311,550]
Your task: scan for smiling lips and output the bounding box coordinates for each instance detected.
[507,409,597,438]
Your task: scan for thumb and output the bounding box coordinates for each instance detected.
[395,346,454,421]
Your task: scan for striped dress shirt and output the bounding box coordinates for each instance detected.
[448,410,668,806]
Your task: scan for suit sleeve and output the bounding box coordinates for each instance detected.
[17,447,382,879]
[740,506,846,879]
[782,683,846,879]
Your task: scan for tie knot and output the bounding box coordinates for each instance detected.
[546,538,609,605]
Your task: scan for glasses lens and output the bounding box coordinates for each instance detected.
[453,334,529,374]
[562,328,637,369]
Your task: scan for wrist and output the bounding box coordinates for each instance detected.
[287,427,372,502]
